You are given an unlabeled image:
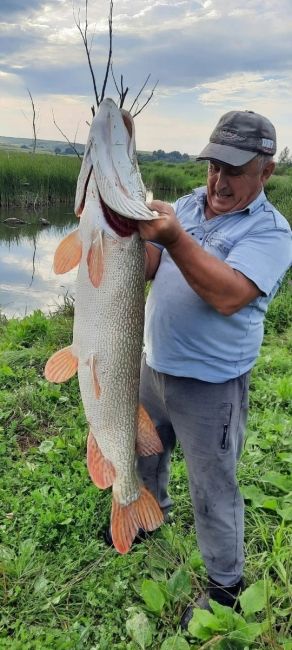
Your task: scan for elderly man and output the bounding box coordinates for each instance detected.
[135,110,292,625]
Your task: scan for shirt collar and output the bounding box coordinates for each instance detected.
[193,186,267,218]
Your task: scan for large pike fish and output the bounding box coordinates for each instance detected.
[45,99,163,553]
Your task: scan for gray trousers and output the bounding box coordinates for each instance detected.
[137,355,250,586]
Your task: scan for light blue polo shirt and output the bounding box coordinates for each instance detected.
[144,187,292,382]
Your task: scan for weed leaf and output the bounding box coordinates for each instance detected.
[229,618,269,643]
[188,609,224,640]
[126,611,153,649]
[262,471,292,493]
[160,636,190,649]
[141,579,165,615]
[38,439,55,454]
[167,568,192,602]
[239,580,267,617]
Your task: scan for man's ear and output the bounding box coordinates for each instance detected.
[262,161,276,183]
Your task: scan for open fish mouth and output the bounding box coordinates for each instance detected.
[99,193,138,237]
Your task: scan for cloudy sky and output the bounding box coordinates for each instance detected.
[1,0,292,157]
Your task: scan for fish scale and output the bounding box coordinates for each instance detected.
[45,98,164,553]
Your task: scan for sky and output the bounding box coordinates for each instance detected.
[1,0,292,157]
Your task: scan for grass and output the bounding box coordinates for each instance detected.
[2,151,292,220]
[0,273,291,649]
[0,150,80,208]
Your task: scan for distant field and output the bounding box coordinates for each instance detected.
[0,135,85,157]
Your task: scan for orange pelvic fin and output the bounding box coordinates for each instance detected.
[87,229,104,288]
[53,229,82,274]
[44,346,78,383]
[111,487,164,554]
[87,431,115,488]
[136,404,163,456]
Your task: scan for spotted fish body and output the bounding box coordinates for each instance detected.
[45,99,163,553]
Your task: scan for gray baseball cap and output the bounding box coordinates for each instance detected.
[197,110,276,166]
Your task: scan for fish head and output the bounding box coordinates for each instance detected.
[75,98,158,239]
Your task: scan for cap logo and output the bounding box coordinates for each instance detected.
[219,128,245,142]
[261,138,274,150]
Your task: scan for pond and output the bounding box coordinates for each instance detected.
[0,206,77,318]
[0,189,175,318]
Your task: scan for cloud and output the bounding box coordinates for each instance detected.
[0,0,291,154]
[0,0,46,17]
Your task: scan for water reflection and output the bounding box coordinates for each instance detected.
[0,206,77,317]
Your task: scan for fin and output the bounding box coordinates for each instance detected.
[89,354,101,398]
[53,229,82,274]
[87,431,115,488]
[111,487,164,554]
[44,346,78,383]
[87,230,104,288]
[136,405,163,456]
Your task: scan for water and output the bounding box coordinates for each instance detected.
[0,206,77,318]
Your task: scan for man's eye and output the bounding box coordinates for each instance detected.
[209,164,219,174]
[229,168,243,177]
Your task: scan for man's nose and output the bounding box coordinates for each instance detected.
[215,167,229,188]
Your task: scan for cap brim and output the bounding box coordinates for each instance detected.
[196,143,257,166]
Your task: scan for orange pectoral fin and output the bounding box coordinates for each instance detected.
[111,487,164,554]
[87,431,115,488]
[53,229,82,274]
[136,404,163,456]
[44,346,78,383]
[87,230,104,288]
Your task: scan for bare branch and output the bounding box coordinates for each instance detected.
[132,80,158,117]
[119,86,129,108]
[27,88,37,154]
[100,0,113,101]
[110,65,129,108]
[111,63,120,97]
[129,74,151,113]
[52,110,83,161]
[74,0,100,108]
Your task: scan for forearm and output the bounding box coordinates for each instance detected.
[139,200,260,314]
[144,242,162,280]
[167,229,257,315]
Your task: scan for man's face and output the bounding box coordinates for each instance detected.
[206,157,275,217]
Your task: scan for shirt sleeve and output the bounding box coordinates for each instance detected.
[226,226,292,296]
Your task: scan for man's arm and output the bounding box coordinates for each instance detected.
[139,201,261,316]
[145,242,162,280]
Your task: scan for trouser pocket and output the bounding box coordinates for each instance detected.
[219,403,232,452]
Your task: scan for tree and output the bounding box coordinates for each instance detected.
[278,147,291,165]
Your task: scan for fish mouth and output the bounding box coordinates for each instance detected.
[99,193,138,238]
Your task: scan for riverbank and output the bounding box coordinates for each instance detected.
[1,149,292,218]
[0,279,291,648]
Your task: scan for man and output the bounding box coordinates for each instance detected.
[135,110,292,626]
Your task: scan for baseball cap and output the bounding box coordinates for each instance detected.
[197,110,276,166]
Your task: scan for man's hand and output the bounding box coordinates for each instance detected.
[139,200,183,248]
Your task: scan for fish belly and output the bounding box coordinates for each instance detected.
[74,227,145,506]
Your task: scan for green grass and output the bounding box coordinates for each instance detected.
[0,150,80,208]
[0,276,291,649]
[1,151,292,223]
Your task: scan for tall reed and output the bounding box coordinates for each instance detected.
[0,150,80,207]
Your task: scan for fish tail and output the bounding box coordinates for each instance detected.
[87,431,115,488]
[53,229,82,274]
[111,487,164,554]
[44,345,78,382]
